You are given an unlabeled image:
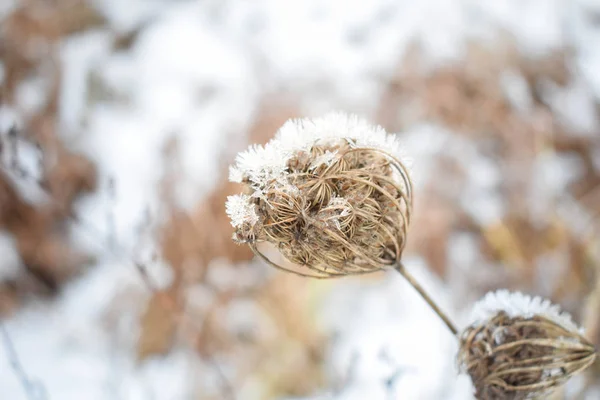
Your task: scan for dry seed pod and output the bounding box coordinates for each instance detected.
[458,290,597,400]
[226,112,412,278]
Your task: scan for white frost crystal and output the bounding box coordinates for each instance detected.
[229,112,406,193]
[468,289,582,334]
[225,194,258,228]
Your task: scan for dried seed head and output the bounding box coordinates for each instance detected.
[226,112,412,278]
[458,290,597,400]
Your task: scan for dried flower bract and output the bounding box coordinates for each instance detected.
[226,112,412,278]
[458,290,597,400]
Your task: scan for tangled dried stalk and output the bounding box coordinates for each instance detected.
[243,142,412,278]
[458,312,597,399]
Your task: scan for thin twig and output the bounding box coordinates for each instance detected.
[394,261,458,336]
[134,261,237,400]
[0,321,47,400]
[332,351,359,395]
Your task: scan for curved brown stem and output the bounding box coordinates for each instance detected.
[395,261,459,336]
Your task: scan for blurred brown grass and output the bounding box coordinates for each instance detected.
[0,0,99,312]
[382,39,599,304]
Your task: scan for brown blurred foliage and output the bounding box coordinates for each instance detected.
[0,1,100,314]
[379,40,600,304]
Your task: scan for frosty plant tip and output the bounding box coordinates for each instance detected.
[226,112,412,277]
[458,290,597,400]
[226,112,458,335]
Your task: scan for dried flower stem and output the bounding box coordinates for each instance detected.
[394,262,458,336]
[0,321,47,400]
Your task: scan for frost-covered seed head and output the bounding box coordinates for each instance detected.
[225,112,412,278]
[458,290,597,400]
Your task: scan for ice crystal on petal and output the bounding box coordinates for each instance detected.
[229,112,408,192]
[229,165,244,183]
[225,194,259,228]
[327,195,351,215]
[309,150,338,171]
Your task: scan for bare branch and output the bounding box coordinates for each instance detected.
[0,321,47,400]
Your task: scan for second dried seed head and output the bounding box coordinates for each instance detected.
[458,290,597,400]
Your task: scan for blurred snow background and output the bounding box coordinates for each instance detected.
[1,0,600,399]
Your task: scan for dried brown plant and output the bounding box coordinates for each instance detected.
[459,311,597,399]
[242,142,412,279]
